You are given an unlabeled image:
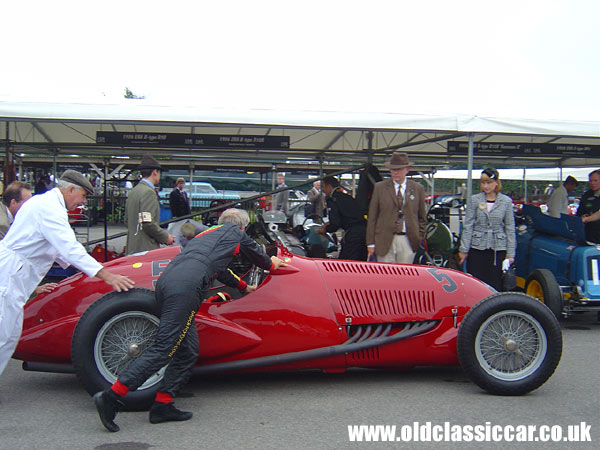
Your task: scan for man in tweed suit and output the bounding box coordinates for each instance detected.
[126,154,175,255]
[366,152,426,263]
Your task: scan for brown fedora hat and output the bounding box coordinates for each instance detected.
[138,153,162,171]
[384,152,412,169]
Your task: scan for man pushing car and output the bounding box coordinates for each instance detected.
[0,170,134,376]
[94,208,287,432]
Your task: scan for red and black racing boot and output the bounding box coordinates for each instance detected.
[149,402,193,424]
[93,389,124,432]
[149,395,193,424]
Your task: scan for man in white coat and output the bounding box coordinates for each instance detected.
[0,170,135,375]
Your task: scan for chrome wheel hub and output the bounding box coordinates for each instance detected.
[475,309,547,381]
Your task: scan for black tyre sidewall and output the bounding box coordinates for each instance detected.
[71,288,160,411]
[526,269,563,319]
[457,292,562,396]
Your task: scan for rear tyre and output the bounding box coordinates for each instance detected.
[71,288,162,411]
[525,269,563,320]
[457,292,562,395]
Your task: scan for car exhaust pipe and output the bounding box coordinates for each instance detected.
[22,361,75,374]
[192,320,437,376]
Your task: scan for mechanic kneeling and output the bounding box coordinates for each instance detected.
[94,208,287,432]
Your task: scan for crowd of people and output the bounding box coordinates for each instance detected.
[3,152,600,431]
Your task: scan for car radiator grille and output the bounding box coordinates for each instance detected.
[334,288,436,317]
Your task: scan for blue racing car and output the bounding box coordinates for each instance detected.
[515,204,600,319]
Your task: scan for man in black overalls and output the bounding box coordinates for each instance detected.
[94,209,286,432]
[318,176,367,261]
[578,169,600,243]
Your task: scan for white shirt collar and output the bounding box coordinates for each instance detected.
[5,205,14,223]
[141,178,155,189]
[393,179,407,194]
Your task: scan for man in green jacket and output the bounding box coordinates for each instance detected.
[126,154,175,254]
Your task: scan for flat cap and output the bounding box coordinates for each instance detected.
[61,170,94,194]
[138,153,162,170]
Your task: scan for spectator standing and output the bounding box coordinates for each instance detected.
[126,154,175,255]
[544,184,554,197]
[0,170,134,375]
[458,183,467,203]
[169,177,191,218]
[0,181,32,239]
[273,173,289,215]
[306,180,323,217]
[318,176,367,261]
[366,152,426,263]
[547,176,578,218]
[34,174,50,195]
[458,168,516,291]
[577,169,600,243]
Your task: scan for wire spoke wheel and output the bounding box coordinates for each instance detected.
[475,310,546,381]
[94,311,165,390]
[457,292,562,395]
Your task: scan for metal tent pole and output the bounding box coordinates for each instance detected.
[467,134,474,199]
[319,153,324,216]
[52,149,58,187]
[103,161,108,262]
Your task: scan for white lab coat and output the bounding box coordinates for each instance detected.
[0,188,103,374]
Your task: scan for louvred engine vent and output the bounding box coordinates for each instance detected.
[320,261,420,277]
[334,288,435,318]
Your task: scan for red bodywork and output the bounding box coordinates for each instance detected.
[15,247,494,373]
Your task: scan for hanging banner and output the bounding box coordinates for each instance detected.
[447,141,600,157]
[96,131,289,149]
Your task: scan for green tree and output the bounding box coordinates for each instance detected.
[124,87,145,99]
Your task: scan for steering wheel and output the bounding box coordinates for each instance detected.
[256,214,275,244]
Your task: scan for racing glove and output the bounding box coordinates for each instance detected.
[206,292,231,303]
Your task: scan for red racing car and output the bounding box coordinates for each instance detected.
[14,244,562,409]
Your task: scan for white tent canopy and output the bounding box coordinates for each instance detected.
[2,100,600,136]
[1,100,600,172]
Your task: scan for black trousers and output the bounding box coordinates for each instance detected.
[340,224,367,261]
[466,248,506,292]
[119,271,206,398]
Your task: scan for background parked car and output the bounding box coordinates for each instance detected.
[158,181,240,209]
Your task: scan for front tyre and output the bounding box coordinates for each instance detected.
[457,292,562,395]
[71,288,162,410]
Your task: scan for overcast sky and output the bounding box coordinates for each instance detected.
[2,0,599,121]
